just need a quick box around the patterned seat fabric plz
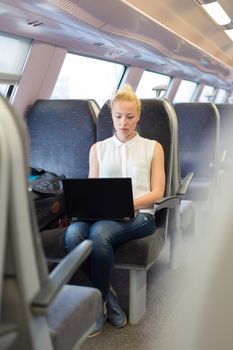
[26,99,98,231]
[26,99,98,178]
[174,102,220,200]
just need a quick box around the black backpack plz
[29,168,66,230]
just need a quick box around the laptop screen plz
[62,177,135,221]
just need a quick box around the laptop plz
[62,177,135,221]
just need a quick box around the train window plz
[136,71,171,98]
[198,84,215,102]
[214,88,227,103]
[0,32,31,98]
[51,53,125,107]
[0,84,7,96]
[227,92,233,103]
[173,80,197,103]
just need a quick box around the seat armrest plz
[31,240,93,315]
[0,323,18,336]
[177,172,193,196]
[154,196,180,211]
[154,172,193,211]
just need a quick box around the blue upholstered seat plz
[174,102,220,201]
[173,102,221,236]
[26,99,98,178]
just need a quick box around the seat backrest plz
[0,96,101,350]
[26,99,98,178]
[174,102,220,180]
[215,103,233,161]
[97,98,178,198]
[0,95,51,349]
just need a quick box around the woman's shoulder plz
[95,136,115,152]
[138,134,157,145]
[137,135,164,155]
[96,135,114,145]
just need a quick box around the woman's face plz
[112,100,140,142]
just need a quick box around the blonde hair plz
[111,84,141,115]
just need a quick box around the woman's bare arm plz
[88,143,99,178]
[133,142,165,210]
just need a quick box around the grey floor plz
[80,236,195,350]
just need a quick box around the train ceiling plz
[1,0,233,88]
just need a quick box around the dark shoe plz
[106,287,127,328]
[88,302,107,337]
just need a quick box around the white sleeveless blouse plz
[96,133,156,214]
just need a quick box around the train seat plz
[26,99,98,178]
[25,98,99,255]
[97,98,193,323]
[216,103,233,165]
[0,96,101,350]
[174,102,220,200]
[174,102,220,234]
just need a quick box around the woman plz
[65,84,165,336]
